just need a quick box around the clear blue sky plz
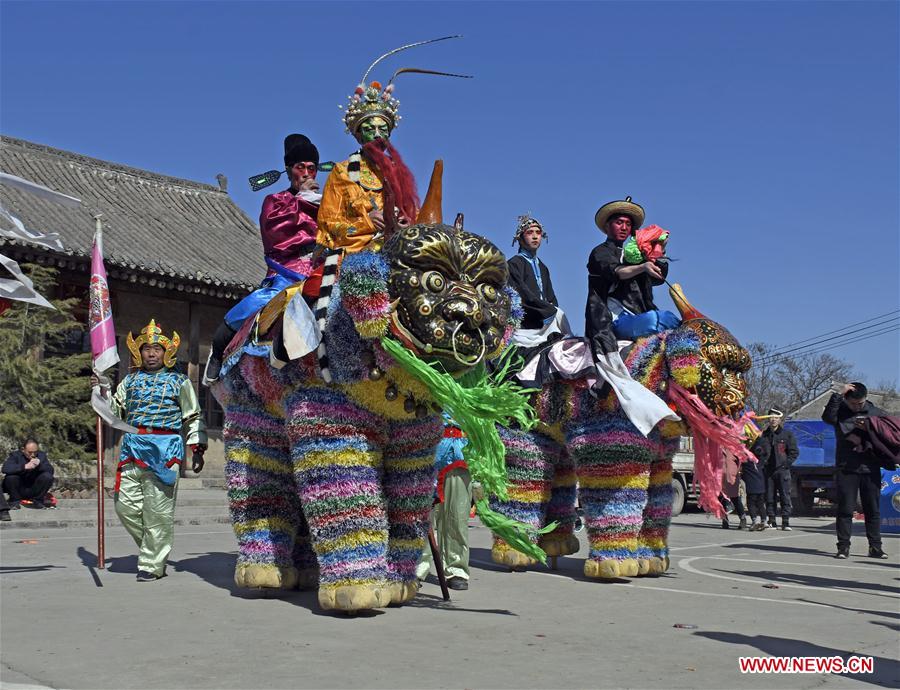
[2,1,898,386]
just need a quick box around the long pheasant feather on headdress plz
[360,35,462,84]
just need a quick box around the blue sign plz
[880,468,900,534]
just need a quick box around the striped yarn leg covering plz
[546,444,577,536]
[382,415,441,598]
[284,384,391,608]
[292,506,319,588]
[223,358,301,588]
[568,412,653,567]
[636,440,675,567]
[490,425,556,531]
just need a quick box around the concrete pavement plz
[1,511,898,689]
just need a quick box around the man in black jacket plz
[2,439,54,509]
[822,382,889,559]
[751,410,799,530]
[585,197,680,357]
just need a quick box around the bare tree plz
[745,341,856,414]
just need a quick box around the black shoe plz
[136,570,163,582]
[8,501,20,510]
[0,510,10,522]
[721,518,730,529]
[868,547,889,560]
[22,500,44,510]
[767,519,777,528]
[835,548,849,559]
[202,352,222,386]
[447,577,468,590]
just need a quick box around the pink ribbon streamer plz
[668,382,758,518]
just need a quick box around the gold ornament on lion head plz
[126,319,180,369]
[385,161,510,371]
[670,284,752,418]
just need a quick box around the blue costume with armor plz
[105,319,207,580]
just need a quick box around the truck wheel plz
[671,478,686,517]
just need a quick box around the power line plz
[754,316,899,365]
[762,308,899,355]
[755,324,900,367]
[756,324,899,367]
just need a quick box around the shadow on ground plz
[695,631,900,688]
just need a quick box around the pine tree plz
[0,264,94,469]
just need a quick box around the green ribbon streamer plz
[381,338,556,563]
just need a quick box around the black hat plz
[283,134,319,167]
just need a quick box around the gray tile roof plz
[0,135,265,289]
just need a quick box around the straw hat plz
[594,196,645,232]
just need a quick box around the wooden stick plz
[96,416,105,569]
[428,526,450,601]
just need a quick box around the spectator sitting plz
[2,438,55,509]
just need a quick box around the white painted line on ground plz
[677,556,900,598]
[669,532,808,551]
[699,555,892,571]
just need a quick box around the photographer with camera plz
[823,382,890,559]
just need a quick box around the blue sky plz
[2,1,898,386]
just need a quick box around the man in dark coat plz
[2,438,54,509]
[585,196,679,358]
[751,409,799,530]
[822,382,890,559]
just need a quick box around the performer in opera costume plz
[316,77,419,254]
[95,320,207,581]
[506,214,570,359]
[318,36,470,255]
[204,134,322,382]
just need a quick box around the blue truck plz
[785,419,838,512]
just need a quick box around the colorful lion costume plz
[490,285,758,579]
[213,164,540,612]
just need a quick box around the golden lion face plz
[385,223,510,370]
[683,319,752,417]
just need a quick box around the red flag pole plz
[96,415,106,569]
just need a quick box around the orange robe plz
[316,158,386,254]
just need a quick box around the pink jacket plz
[260,190,318,277]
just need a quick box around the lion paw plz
[385,581,420,607]
[235,564,299,590]
[645,556,670,577]
[491,540,538,569]
[583,558,640,580]
[538,532,580,557]
[318,583,391,612]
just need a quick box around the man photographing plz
[822,382,889,559]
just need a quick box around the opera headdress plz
[340,36,472,135]
[126,319,180,369]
